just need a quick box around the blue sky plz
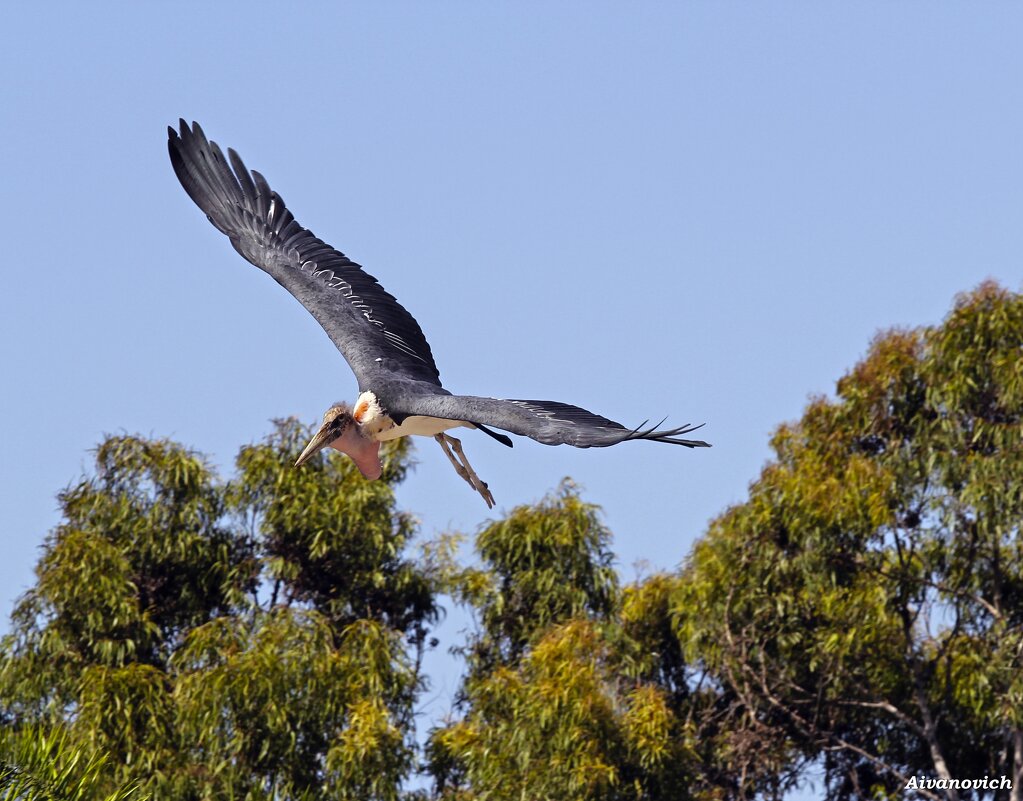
[2,2,1021,789]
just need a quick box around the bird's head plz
[295,403,383,480]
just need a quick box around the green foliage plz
[229,418,433,637]
[0,420,431,800]
[677,281,1023,797]
[3,436,253,724]
[454,480,619,675]
[0,725,143,801]
[430,485,699,800]
[5,282,1023,800]
[435,620,677,800]
[169,611,416,799]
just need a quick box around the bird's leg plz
[448,436,496,509]
[435,434,475,488]
[435,433,495,509]
[447,436,494,508]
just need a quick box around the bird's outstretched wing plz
[392,392,710,448]
[168,120,441,387]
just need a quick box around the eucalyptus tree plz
[430,484,719,801]
[0,420,434,801]
[677,282,1023,799]
[6,282,1021,801]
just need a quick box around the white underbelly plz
[374,416,472,441]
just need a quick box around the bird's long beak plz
[295,424,335,467]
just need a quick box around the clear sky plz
[2,2,1021,789]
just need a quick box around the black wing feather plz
[168,120,442,387]
[391,392,710,449]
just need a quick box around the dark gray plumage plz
[169,120,441,388]
[398,396,707,449]
[168,120,708,503]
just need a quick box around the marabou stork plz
[168,121,709,508]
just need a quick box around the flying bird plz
[168,120,709,507]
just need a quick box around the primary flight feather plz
[168,120,709,507]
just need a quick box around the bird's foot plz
[435,434,495,509]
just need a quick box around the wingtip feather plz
[627,420,711,448]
